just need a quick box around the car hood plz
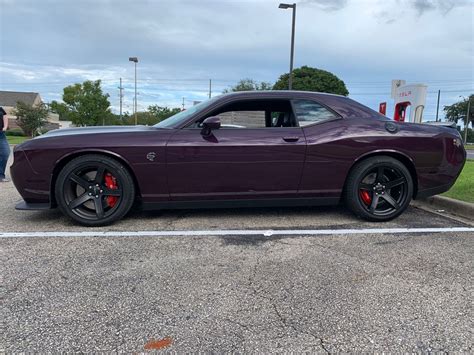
[35,125,157,139]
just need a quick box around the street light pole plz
[279,3,296,90]
[129,57,139,125]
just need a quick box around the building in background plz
[0,90,61,131]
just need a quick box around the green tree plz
[59,80,111,126]
[272,66,349,96]
[122,105,181,126]
[444,94,473,125]
[49,101,71,121]
[444,94,473,143]
[148,105,181,122]
[223,78,273,93]
[13,101,49,137]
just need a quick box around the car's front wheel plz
[55,154,135,226]
[345,156,413,221]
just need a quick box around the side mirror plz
[201,116,221,136]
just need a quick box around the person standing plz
[0,106,11,182]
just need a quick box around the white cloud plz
[0,0,472,118]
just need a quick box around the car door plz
[165,98,306,201]
[292,98,347,198]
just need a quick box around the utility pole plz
[464,96,471,143]
[182,97,185,111]
[118,77,123,121]
[209,79,212,99]
[129,57,138,125]
[435,89,440,122]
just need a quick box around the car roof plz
[220,90,346,99]
[215,90,386,120]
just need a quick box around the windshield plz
[154,97,219,128]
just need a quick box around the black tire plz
[55,154,135,226]
[345,156,413,222]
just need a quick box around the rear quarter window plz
[319,96,389,120]
[292,99,340,126]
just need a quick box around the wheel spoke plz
[69,173,90,189]
[369,195,379,212]
[94,198,105,218]
[376,167,384,182]
[381,193,400,210]
[385,177,405,189]
[359,183,372,190]
[68,193,92,209]
[103,188,122,197]
[94,166,106,184]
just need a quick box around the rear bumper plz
[415,137,466,199]
[415,183,454,199]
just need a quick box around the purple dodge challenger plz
[11,91,466,226]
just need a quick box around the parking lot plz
[1,157,473,352]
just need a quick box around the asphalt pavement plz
[1,153,473,352]
[466,149,474,160]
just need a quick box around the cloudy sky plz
[0,0,472,119]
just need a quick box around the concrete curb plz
[414,195,474,221]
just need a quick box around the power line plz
[118,77,123,120]
[2,78,472,86]
[349,88,473,95]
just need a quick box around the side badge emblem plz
[146,152,157,161]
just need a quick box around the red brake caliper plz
[359,189,372,205]
[104,173,119,208]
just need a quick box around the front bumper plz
[15,200,52,210]
[11,149,51,204]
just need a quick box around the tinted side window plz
[293,100,339,126]
[194,99,297,128]
[219,111,265,128]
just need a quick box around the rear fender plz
[348,149,418,198]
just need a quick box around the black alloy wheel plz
[55,155,135,226]
[345,156,413,221]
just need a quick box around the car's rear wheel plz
[345,156,413,221]
[55,154,135,226]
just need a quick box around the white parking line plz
[0,227,473,239]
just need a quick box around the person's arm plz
[2,116,8,131]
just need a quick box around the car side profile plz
[11,91,466,226]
